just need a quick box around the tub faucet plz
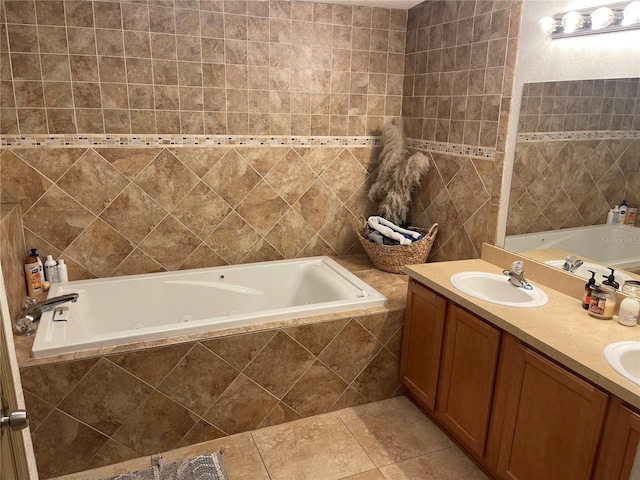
[562,255,584,273]
[21,293,79,324]
[503,261,533,290]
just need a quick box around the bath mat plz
[104,451,229,480]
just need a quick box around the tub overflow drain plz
[179,314,193,323]
[131,322,145,330]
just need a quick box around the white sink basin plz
[545,260,633,287]
[450,272,548,308]
[604,341,640,386]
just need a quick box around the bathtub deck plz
[14,255,409,368]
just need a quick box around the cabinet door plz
[594,399,640,480]
[436,304,501,458]
[400,280,447,411]
[497,345,608,480]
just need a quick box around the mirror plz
[504,77,640,281]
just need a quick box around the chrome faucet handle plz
[510,261,524,275]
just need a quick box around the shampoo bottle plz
[24,251,43,296]
[582,270,597,310]
[57,259,68,283]
[618,287,639,327]
[606,208,614,224]
[602,267,620,290]
[44,255,59,283]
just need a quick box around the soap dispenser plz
[582,270,597,310]
[602,267,620,290]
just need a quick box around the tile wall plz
[0,0,406,136]
[0,203,26,321]
[508,77,639,235]
[21,309,405,478]
[0,144,379,280]
[508,137,640,235]
[519,78,640,133]
[402,0,521,259]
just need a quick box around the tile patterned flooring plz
[52,396,487,480]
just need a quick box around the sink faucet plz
[21,293,79,324]
[562,255,584,273]
[503,261,533,290]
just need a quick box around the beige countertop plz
[405,257,640,410]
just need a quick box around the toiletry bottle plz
[618,200,627,224]
[31,248,43,277]
[44,255,59,283]
[625,205,637,225]
[612,205,620,224]
[602,267,620,290]
[582,270,597,310]
[57,259,69,283]
[606,208,614,224]
[24,251,43,296]
[618,287,639,327]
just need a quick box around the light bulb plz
[562,10,585,33]
[590,7,615,29]
[622,0,640,25]
[538,16,558,35]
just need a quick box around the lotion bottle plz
[612,205,620,224]
[24,251,43,296]
[57,259,69,283]
[618,200,627,224]
[618,287,639,327]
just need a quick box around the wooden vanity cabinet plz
[496,344,608,480]
[436,304,501,459]
[400,278,633,480]
[400,280,447,411]
[593,398,640,480]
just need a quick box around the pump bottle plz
[602,267,620,290]
[582,270,597,310]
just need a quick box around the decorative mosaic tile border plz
[406,138,496,159]
[518,130,640,142]
[0,134,383,148]
[1,135,497,160]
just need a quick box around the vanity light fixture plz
[540,1,640,38]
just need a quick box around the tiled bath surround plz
[519,78,640,133]
[1,0,525,268]
[508,136,640,235]
[0,0,406,136]
[20,302,406,478]
[0,145,380,280]
[508,79,640,235]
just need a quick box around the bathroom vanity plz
[401,256,640,480]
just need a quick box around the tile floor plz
[52,396,487,480]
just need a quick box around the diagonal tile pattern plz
[52,397,488,480]
[22,305,406,478]
[507,138,638,235]
[1,145,377,278]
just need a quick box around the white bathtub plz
[504,224,640,270]
[31,257,387,358]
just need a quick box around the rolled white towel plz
[368,216,421,245]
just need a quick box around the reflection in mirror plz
[504,78,640,280]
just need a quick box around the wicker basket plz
[356,217,438,274]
